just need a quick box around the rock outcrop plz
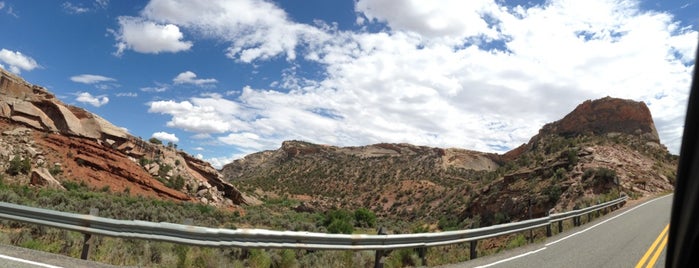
[0,67,247,207]
[539,96,659,142]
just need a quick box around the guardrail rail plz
[0,195,627,267]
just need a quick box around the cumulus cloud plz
[173,71,217,86]
[112,16,192,56]
[148,94,250,134]
[137,0,329,62]
[355,0,501,43]
[70,74,116,84]
[75,92,109,107]
[0,49,39,74]
[144,0,695,161]
[152,131,179,143]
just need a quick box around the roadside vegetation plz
[0,131,677,267]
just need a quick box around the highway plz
[0,244,123,268]
[451,194,672,268]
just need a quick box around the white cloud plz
[115,92,138,97]
[152,131,179,143]
[139,0,329,62]
[0,49,39,74]
[172,71,217,86]
[148,95,250,134]
[140,82,169,92]
[62,2,90,14]
[206,154,249,169]
[146,0,696,161]
[70,74,116,84]
[355,0,501,43]
[95,0,109,9]
[75,92,109,107]
[0,2,17,18]
[112,16,192,56]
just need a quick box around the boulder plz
[30,168,65,190]
[11,101,57,131]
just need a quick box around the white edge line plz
[0,253,63,268]
[474,194,672,268]
[545,194,671,247]
[474,246,548,268]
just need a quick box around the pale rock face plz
[30,168,65,190]
[0,67,249,207]
[10,101,57,131]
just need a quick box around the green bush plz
[327,219,353,234]
[49,164,62,176]
[323,209,354,234]
[354,208,376,228]
[148,137,162,145]
[7,155,30,176]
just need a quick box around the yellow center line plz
[635,224,669,268]
[645,232,668,268]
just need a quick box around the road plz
[0,244,124,268]
[448,194,672,268]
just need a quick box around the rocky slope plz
[0,67,250,207]
[223,141,501,220]
[222,97,676,228]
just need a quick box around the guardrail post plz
[558,220,563,233]
[528,199,533,243]
[80,208,98,260]
[470,240,478,260]
[374,227,387,268]
[546,223,552,237]
[418,247,427,266]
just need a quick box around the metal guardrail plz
[0,195,627,266]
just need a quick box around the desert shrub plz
[7,155,30,176]
[543,184,562,203]
[438,215,460,231]
[566,149,579,168]
[248,249,272,268]
[148,137,162,145]
[49,164,62,176]
[323,209,354,234]
[167,175,185,190]
[354,208,376,228]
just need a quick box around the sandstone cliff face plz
[221,96,676,227]
[0,68,248,207]
[463,97,675,225]
[540,97,659,142]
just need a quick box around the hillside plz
[0,67,251,207]
[222,97,676,228]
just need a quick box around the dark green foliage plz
[323,209,354,234]
[554,168,567,180]
[148,137,162,145]
[139,157,151,167]
[354,208,376,228]
[7,155,30,176]
[327,219,353,234]
[437,215,460,231]
[167,175,185,190]
[566,149,579,168]
[543,184,562,203]
[49,164,62,176]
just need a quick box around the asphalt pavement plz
[444,194,672,268]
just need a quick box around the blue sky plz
[0,0,696,168]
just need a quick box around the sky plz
[0,0,696,168]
